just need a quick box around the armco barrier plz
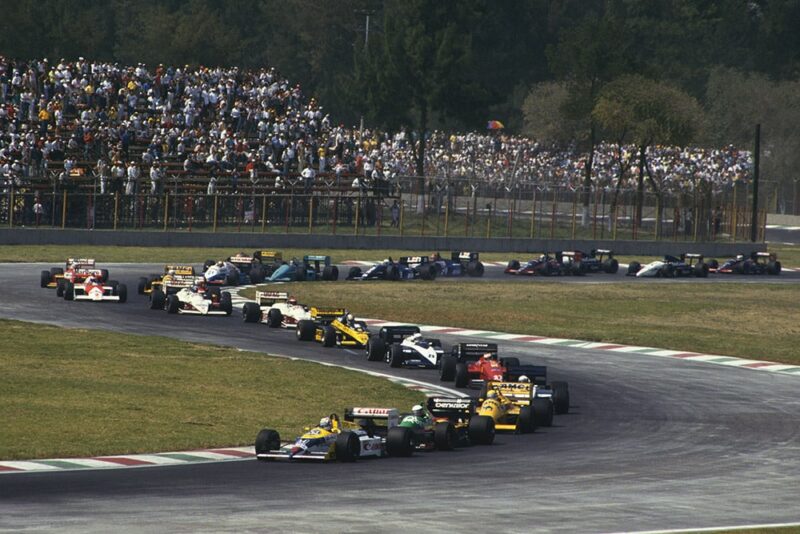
[0,228,765,257]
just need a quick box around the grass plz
[242,282,800,365]
[0,319,424,460]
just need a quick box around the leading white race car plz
[62,276,127,303]
[150,278,232,316]
[242,291,312,327]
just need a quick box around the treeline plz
[2,0,799,187]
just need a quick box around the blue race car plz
[346,257,422,281]
[429,252,485,277]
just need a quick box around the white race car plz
[365,325,444,369]
[150,281,232,316]
[242,291,312,327]
[62,276,127,303]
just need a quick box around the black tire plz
[532,397,554,428]
[500,357,520,369]
[604,258,619,274]
[242,302,261,323]
[166,294,180,314]
[386,426,414,457]
[627,261,641,275]
[440,355,457,381]
[419,264,436,281]
[366,336,386,361]
[56,279,65,297]
[107,280,119,291]
[735,262,746,274]
[99,269,109,282]
[694,261,709,278]
[708,259,719,270]
[203,259,214,272]
[249,265,265,284]
[254,428,281,460]
[266,308,282,327]
[551,381,570,414]
[116,283,128,303]
[225,271,238,286]
[150,289,165,310]
[507,259,520,271]
[466,261,484,277]
[388,344,404,368]
[322,265,339,281]
[220,292,232,315]
[50,267,63,277]
[335,431,360,462]
[322,325,337,347]
[517,405,536,434]
[294,265,306,282]
[348,266,362,279]
[454,362,469,388]
[434,421,457,451]
[468,415,496,445]
[40,270,51,288]
[63,281,74,301]
[767,261,781,275]
[137,276,149,294]
[296,320,316,341]
[385,263,399,281]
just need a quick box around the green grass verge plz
[242,282,800,365]
[0,319,424,460]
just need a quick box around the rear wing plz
[379,325,421,343]
[399,256,429,266]
[228,253,255,264]
[559,251,583,261]
[452,342,499,362]
[755,252,775,259]
[164,274,195,286]
[303,255,331,265]
[254,250,283,263]
[451,251,479,262]
[684,253,704,259]
[486,380,534,402]
[344,407,399,428]
[505,364,548,385]
[426,396,475,418]
[163,265,195,275]
[310,307,346,322]
[255,290,289,305]
[67,258,96,268]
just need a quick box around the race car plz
[266,255,339,282]
[201,260,241,286]
[137,265,196,295]
[242,291,312,327]
[474,379,558,433]
[346,257,422,281]
[61,276,127,303]
[225,252,271,284]
[558,249,619,274]
[707,251,781,275]
[391,403,463,452]
[150,278,232,316]
[627,253,709,278]
[41,258,109,295]
[426,396,495,446]
[364,325,444,369]
[429,251,485,277]
[255,408,416,462]
[505,254,567,276]
[296,309,375,351]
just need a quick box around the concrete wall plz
[0,228,766,257]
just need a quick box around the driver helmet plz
[193,277,206,291]
[482,352,494,361]
[216,261,224,267]
[345,313,354,323]
[288,296,297,305]
[409,333,422,342]
[486,390,498,400]
[319,417,332,430]
[518,375,530,383]
[167,269,176,276]
[412,404,424,417]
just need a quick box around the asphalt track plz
[1,264,799,533]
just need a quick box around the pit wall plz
[0,229,766,257]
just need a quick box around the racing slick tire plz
[150,289,166,310]
[767,260,782,275]
[468,415,496,445]
[266,308,282,327]
[242,302,261,323]
[551,381,570,414]
[63,281,74,301]
[532,397,554,428]
[166,294,180,314]
[627,261,641,275]
[708,259,719,270]
[137,276,149,294]
[50,267,64,277]
[225,271,238,286]
[439,355,457,381]
[603,258,620,274]
[517,406,536,434]
[366,336,386,362]
[466,261,484,277]
[296,320,316,341]
[386,426,414,457]
[694,261,709,277]
[500,357,520,369]
[388,344,404,368]
[56,280,65,297]
[40,270,51,288]
[434,421,457,451]
[249,265,265,284]
[347,267,362,280]
[220,292,233,315]
[255,428,281,460]
[419,264,437,281]
[116,283,128,303]
[99,269,109,282]
[735,262,746,274]
[384,264,400,281]
[454,362,469,388]
[322,265,339,281]
[507,259,520,271]
[322,326,337,347]
[335,431,360,462]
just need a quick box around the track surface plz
[1,264,799,533]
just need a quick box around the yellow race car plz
[137,265,196,295]
[296,309,375,352]
[475,380,556,433]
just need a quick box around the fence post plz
[308,196,313,234]
[212,194,218,233]
[261,195,267,233]
[571,193,577,239]
[550,189,556,239]
[530,189,536,238]
[444,202,449,237]
[354,198,360,236]
[163,191,169,231]
[113,192,119,230]
[8,188,13,227]
[400,199,405,236]
[61,190,67,229]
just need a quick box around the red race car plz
[41,258,110,297]
[439,343,541,387]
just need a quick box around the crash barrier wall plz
[0,228,764,257]
[0,174,772,243]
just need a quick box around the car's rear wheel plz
[386,427,414,457]
[385,264,399,280]
[627,261,641,275]
[322,265,339,281]
[507,259,520,271]
[335,431,360,462]
[266,308,282,327]
[467,261,484,277]
[220,292,232,315]
[322,326,337,347]
[694,261,709,277]
[40,270,51,288]
[468,415,495,445]
[454,362,469,388]
[255,428,281,460]
[242,302,260,322]
[348,267,362,279]
[296,320,315,341]
[116,283,127,303]
[708,259,719,270]
[137,276,149,294]
[63,281,74,301]
[767,260,782,275]
[434,421,457,451]
[249,265,265,284]
[603,258,619,274]
[440,355,456,381]
[56,280,65,297]
[166,294,180,314]
[388,344,404,368]
[518,406,536,433]
[551,381,570,414]
[366,336,385,361]
[150,289,165,310]
[532,397,554,427]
